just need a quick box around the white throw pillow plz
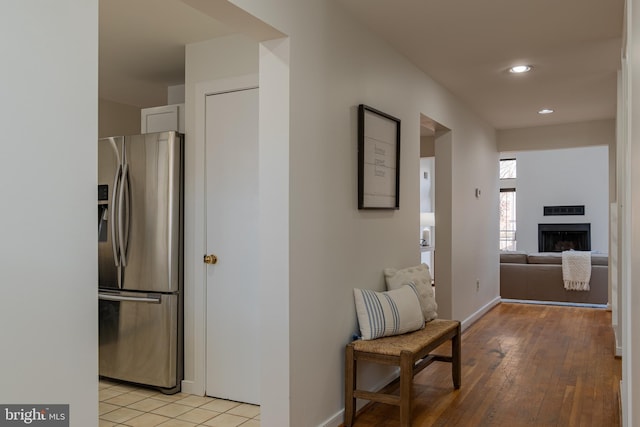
[353,283,425,340]
[384,264,438,322]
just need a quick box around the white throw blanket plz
[562,251,591,291]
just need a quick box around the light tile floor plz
[99,379,260,427]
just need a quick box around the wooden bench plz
[344,319,461,427]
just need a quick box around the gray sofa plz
[500,251,608,305]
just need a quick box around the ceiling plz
[100,0,624,130]
[99,0,235,108]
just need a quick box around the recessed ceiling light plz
[509,65,532,74]
[538,108,554,115]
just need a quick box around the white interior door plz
[205,88,260,404]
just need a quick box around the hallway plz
[353,303,621,426]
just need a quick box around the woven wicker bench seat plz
[344,319,461,427]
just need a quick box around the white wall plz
[182,34,259,395]
[0,2,98,426]
[227,2,499,426]
[258,37,291,427]
[497,119,615,152]
[99,98,141,137]
[449,124,500,325]
[420,135,436,157]
[615,58,626,392]
[420,157,435,213]
[515,146,609,253]
[168,84,186,104]
[498,119,616,209]
[420,157,435,271]
[434,131,454,322]
[624,1,640,425]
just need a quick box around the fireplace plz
[538,223,591,252]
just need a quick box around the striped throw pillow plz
[353,283,425,340]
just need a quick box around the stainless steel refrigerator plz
[98,131,183,393]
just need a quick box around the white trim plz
[257,39,291,426]
[500,298,608,309]
[319,411,344,427]
[180,380,198,395]
[621,380,625,422]
[189,74,259,397]
[461,296,501,331]
[620,4,631,422]
[616,328,623,358]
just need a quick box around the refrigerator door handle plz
[98,293,161,304]
[111,164,122,269]
[118,162,131,267]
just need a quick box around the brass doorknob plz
[203,254,218,265]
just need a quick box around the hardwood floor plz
[350,302,621,427]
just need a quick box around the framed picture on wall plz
[357,104,401,209]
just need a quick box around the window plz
[500,158,516,179]
[499,158,517,251]
[499,189,516,250]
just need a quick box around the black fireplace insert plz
[538,223,591,252]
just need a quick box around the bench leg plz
[452,324,461,389]
[344,345,356,427]
[399,350,413,427]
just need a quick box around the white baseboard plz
[318,370,399,427]
[319,409,344,427]
[614,328,622,357]
[620,380,624,425]
[501,298,608,309]
[180,380,204,396]
[461,296,501,331]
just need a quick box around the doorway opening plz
[419,114,448,283]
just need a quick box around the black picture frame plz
[357,104,401,209]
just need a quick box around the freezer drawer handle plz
[98,293,162,304]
